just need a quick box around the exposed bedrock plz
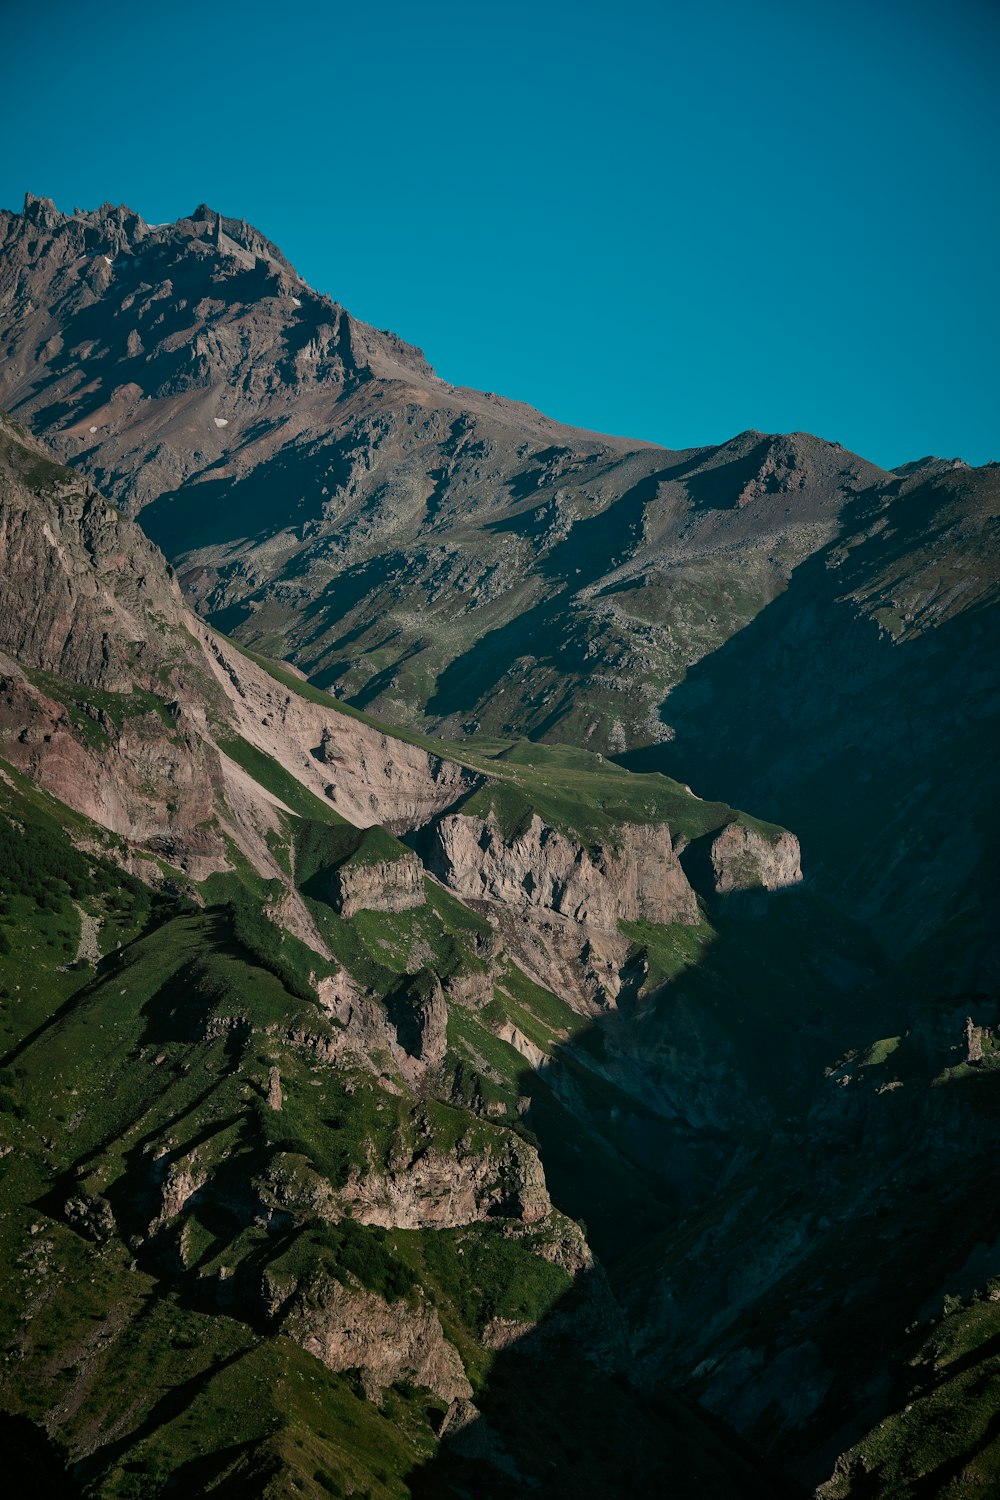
[428,811,699,932]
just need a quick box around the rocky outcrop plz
[964,1016,985,1064]
[308,970,448,1088]
[279,1274,471,1403]
[328,850,425,918]
[430,812,699,932]
[315,724,340,765]
[149,1154,206,1231]
[386,970,448,1065]
[341,1130,551,1231]
[0,663,228,880]
[64,1192,116,1244]
[0,418,194,692]
[198,628,476,834]
[266,1066,283,1110]
[709,822,802,894]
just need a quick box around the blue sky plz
[3,0,998,466]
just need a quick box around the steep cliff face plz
[277,1277,473,1404]
[327,851,426,918]
[0,416,193,690]
[0,664,227,878]
[340,1129,551,1231]
[709,822,803,894]
[0,416,480,901]
[197,629,477,832]
[430,811,699,931]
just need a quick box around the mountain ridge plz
[0,194,899,758]
[2,190,1000,1499]
[0,406,818,1497]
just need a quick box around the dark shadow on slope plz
[533,466,665,587]
[425,593,571,720]
[142,441,347,559]
[402,881,903,1497]
[426,446,805,728]
[162,1438,276,1499]
[77,1349,248,1482]
[681,438,775,508]
[0,981,97,1070]
[619,474,997,798]
[296,552,406,635]
[22,243,271,432]
[349,636,428,712]
[616,492,1000,952]
[0,905,192,1072]
[404,1266,801,1500]
[909,1391,1000,1498]
[0,1413,83,1497]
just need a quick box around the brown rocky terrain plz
[0,195,889,755]
[326,850,426,919]
[429,812,701,930]
[2,190,998,1500]
[276,1277,473,1405]
[1,409,802,1018]
[0,414,475,884]
[709,822,803,895]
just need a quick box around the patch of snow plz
[291,297,302,307]
[103,255,113,265]
[89,425,98,434]
[213,417,229,428]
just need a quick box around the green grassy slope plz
[232,640,786,852]
[0,742,787,1496]
[819,1293,1000,1499]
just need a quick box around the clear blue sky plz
[4,0,998,467]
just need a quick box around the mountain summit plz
[1,195,893,751]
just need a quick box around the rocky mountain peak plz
[892,454,970,477]
[21,190,60,227]
[178,202,299,273]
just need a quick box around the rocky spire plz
[21,191,60,229]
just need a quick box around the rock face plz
[0,415,477,909]
[199,628,476,833]
[709,822,803,894]
[64,1192,116,1244]
[0,446,188,690]
[279,1275,472,1403]
[0,660,228,879]
[386,970,449,1065]
[341,1128,551,1231]
[964,1016,985,1064]
[308,969,458,1089]
[266,1066,283,1111]
[328,851,426,918]
[430,812,699,932]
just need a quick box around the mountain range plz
[0,192,998,1499]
